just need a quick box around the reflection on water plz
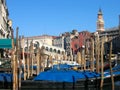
[21,83,120,90]
[115,81,120,90]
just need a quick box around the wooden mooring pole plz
[15,27,19,90]
[76,51,81,69]
[36,47,40,75]
[109,41,114,90]
[21,36,26,80]
[26,38,30,79]
[30,40,34,77]
[90,38,94,71]
[96,34,100,73]
[100,37,104,90]
[12,27,19,90]
[18,36,22,90]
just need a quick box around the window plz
[54,49,56,53]
[58,50,60,54]
[50,48,52,52]
[46,47,48,51]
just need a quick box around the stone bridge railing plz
[43,50,64,60]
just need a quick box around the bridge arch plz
[46,47,49,51]
[50,48,53,52]
[33,40,40,47]
[53,49,56,53]
[58,50,60,54]
[24,39,66,60]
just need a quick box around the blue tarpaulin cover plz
[34,69,86,82]
[0,73,13,82]
[53,64,72,69]
[34,64,101,82]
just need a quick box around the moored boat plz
[21,63,120,90]
[1,63,120,90]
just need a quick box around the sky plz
[6,0,120,37]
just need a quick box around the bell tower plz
[97,9,105,32]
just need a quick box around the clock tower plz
[97,9,105,32]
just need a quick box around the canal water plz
[20,83,120,90]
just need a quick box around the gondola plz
[20,63,120,90]
[0,61,120,90]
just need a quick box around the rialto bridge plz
[23,39,66,61]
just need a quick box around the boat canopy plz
[34,64,101,82]
[0,73,13,82]
[0,39,16,49]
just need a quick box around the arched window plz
[46,47,49,51]
[58,50,60,54]
[62,51,65,55]
[34,41,39,48]
[41,46,45,50]
[53,49,56,53]
[50,48,52,52]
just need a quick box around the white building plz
[24,35,65,57]
[0,0,12,38]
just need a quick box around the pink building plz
[71,31,91,54]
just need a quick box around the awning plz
[0,39,16,49]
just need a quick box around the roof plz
[98,8,102,15]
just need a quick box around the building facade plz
[96,9,120,54]
[100,27,119,40]
[0,0,12,39]
[52,35,64,49]
[63,30,79,56]
[25,35,53,46]
[99,27,120,54]
[0,0,12,58]
[71,31,91,54]
[24,35,65,59]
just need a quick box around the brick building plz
[71,31,91,54]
